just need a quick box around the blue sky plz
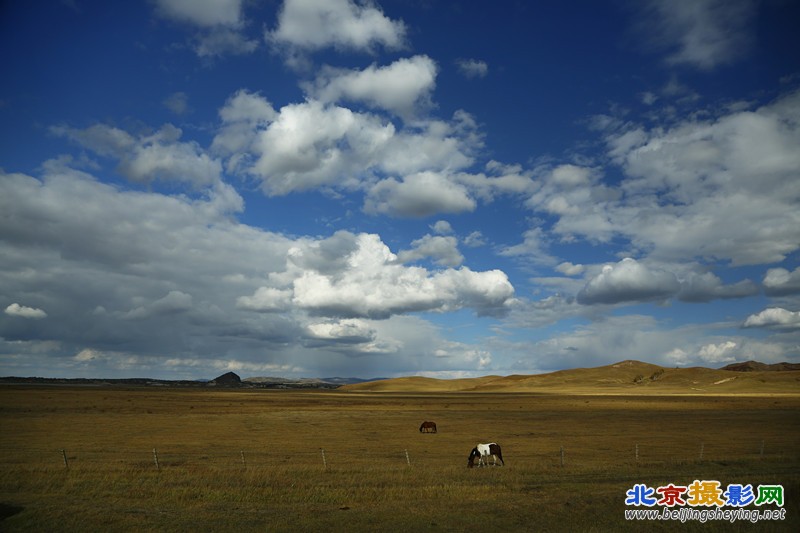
[1,0,799,380]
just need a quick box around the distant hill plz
[720,361,800,372]
[339,360,800,395]
[243,376,383,387]
[0,374,379,389]
[209,372,242,386]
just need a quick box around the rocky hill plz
[720,361,800,372]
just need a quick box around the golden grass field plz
[1,362,799,531]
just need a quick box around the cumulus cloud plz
[499,228,558,267]
[577,258,680,305]
[241,100,387,194]
[364,172,476,218]
[153,0,244,27]
[236,287,293,312]
[305,55,437,119]
[463,231,486,248]
[396,234,463,267]
[542,89,800,267]
[53,123,224,190]
[267,0,407,54]
[5,303,47,319]
[152,0,259,57]
[556,262,585,276]
[163,91,190,115]
[306,319,376,344]
[635,0,757,70]
[763,267,800,296]
[212,89,278,174]
[302,318,402,355]
[456,58,488,78]
[0,168,511,378]
[697,340,738,363]
[123,291,193,320]
[677,272,758,302]
[194,26,259,57]
[290,232,514,318]
[430,220,453,235]
[212,89,487,214]
[744,308,800,330]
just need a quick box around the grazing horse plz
[467,442,504,467]
[419,421,437,433]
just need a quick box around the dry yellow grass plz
[1,382,799,531]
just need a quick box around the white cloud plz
[213,92,485,213]
[456,58,488,78]
[534,90,800,266]
[556,262,585,276]
[525,164,619,243]
[305,55,437,119]
[123,291,193,320]
[636,0,757,70]
[213,90,279,173]
[194,26,259,57]
[397,235,463,267]
[236,287,293,312]
[163,91,190,115]
[152,0,258,57]
[499,228,557,267]
[248,100,395,195]
[697,340,738,363]
[306,319,376,344]
[677,272,758,302]
[1,168,516,378]
[577,258,680,305]
[303,318,402,355]
[53,123,224,190]
[463,231,486,248]
[763,267,800,296]
[153,0,244,28]
[290,232,514,319]
[5,303,47,319]
[744,308,800,330]
[268,0,407,54]
[364,172,476,218]
[430,220,453,235]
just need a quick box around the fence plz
[2,436,798,474]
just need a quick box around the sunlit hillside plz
[340,360,800,394]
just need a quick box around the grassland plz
[1,382,799,531]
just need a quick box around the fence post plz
[61,449,69,469]
[153,448,160,471]
[320,448,327,470]
[240,450,246,468]
[405,449,411,467]
[560,446,565,467]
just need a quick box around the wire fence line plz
[1,436,798,472]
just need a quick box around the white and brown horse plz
[467,442,504,467]
[419,421,437,433]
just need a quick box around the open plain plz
[1,367,799,531]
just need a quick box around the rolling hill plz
[339,360,800,394]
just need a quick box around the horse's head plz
[467,447,479,468]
